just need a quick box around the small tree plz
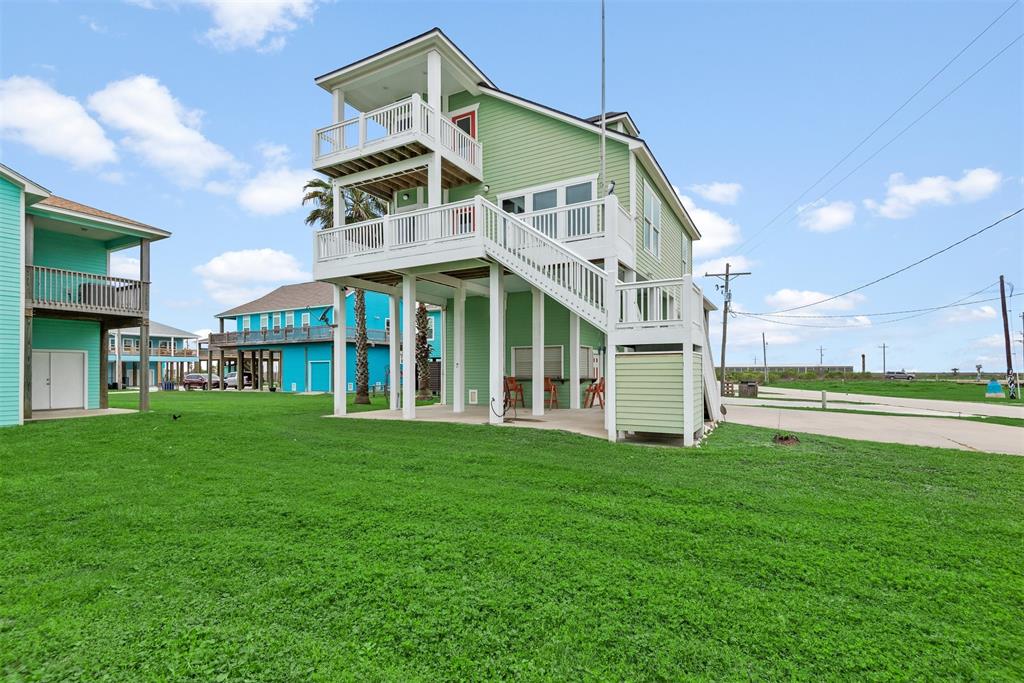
[416,303,432,399]
[354,289,370,404]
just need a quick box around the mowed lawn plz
[1,392,1022,680]
[770,378,1018,404]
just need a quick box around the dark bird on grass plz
[172,414,182,421]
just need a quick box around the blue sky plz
[1,0,1021,372]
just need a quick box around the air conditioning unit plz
[468,389,478,404]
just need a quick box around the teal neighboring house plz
[0,164,170,426]
[109,322,200,388]
[206,282,442,394]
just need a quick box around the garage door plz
[32,351,86,410]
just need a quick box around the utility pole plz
[999,275,1017,399]
[762,332,768,384]
[705,262,752,398]
[817,346,826,366]
[879,343,888,375]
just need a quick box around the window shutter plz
[513,347,532,377]
[544,345,563,378]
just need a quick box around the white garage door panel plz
[50,352,85,409]
[32,352,51,410]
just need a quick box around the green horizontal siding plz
[693,345,703,428]
[634,165,689,281]
[616,353,685,435]
[447,92,631,213]
[33,228,108,275]
[0,177,22,426]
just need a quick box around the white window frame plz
[510,344,565,379]
[497,173,598,214]
[259,314,269,330]
[642,179,662,259]
[242,317,251,332]
[425,315,435,342]
[272,312,282,330]
[285,311,295,328]
[301,312,311,328]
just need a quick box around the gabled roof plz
[216,282,335,318]
[115,321,199,339]
[584,111,640,136]
[34,195,169,237]
[0,163,50,203]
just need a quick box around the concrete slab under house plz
[0,163,170,427]
[308,28,723,445]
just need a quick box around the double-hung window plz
[272,312,281,330]
[301,312,311,328]
[285,311,295,328]
[242,317,251,332]
[260,314,269,330]
[643,180,661,258]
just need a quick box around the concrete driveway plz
[757,386,1024,419]
[725,404,1024,457]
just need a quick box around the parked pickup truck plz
[885,370,915,380]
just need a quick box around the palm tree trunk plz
[355,289,370,404]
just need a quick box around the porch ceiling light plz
[483,184,490,194]
[402,193,410,201]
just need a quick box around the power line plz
[739,291,1022,329]
[744,283,1000,318]
[752,208,1023,314]
[740,1,1019,251]
[741,29,1024,256]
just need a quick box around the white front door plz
[32,351,86,410]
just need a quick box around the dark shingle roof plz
[216,282,335,318]
[36,195,167,234]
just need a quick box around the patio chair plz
[504,376,525,409]
[544,378,559,409]
[584,377,605,409]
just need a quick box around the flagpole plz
[600,0,606,196]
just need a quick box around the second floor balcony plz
[209,325,389,348]
[312,95,482,184]
[27,265,148,319]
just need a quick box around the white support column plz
[333,284,347,416]
[427,152,442,209]
[531,287,544,415]
[332,181,344,227]
[440,306,448,406]
[426,49,443,212]
[402,275,416,420]
[453,283,466,413]
[332,88,345,123]
[488,262,504,425]
[426,49,442,119]
[604,256,619,441]
[389,293,400,410]
[569,312,581,409]
[682,280,696,446]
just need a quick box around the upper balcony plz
[27,265,148,320]
[208,325,389,347]
[312,95,482,185]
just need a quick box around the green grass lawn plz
[770,378,1021,404]
[2,392,1022,680]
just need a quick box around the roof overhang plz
[315,28,495,112]
[27,204,171,244]
[0,163,50,205]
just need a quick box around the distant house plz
[108,322,200,388]
[1,164,169,425]
[208,282,399,393]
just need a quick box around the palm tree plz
[304,178,386,404]
[416,303,432,399]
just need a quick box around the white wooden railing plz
[616,278,687,326]
[478,198,607,327]
[27,265,147,316]
[317,218,386,259]
[391,200,477,247]
[519,199,605,241]
[313,95,482,173]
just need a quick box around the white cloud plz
[199,0,317,52]
[88,75,241,186]
[100,171,126,185]
[946,305,998,323]
[864,168,1002,219]
[193,327,213,340]
[0,76,117,168]
[797,199,855,233]
[977,333,1005,349]
[109,252,140,278]
[676,189,742,258]
[80,15,108,33]
[695,255,753,277]
[764,289,865,312]
[234,143,308,215]
[686,181,742,205]
[193,248,310,305]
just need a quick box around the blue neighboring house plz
[108,321,200,388]
[209,282,444,393]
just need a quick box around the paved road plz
[758,386,1024,419]
[725,404,1024,456]
[724,396,969,418]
